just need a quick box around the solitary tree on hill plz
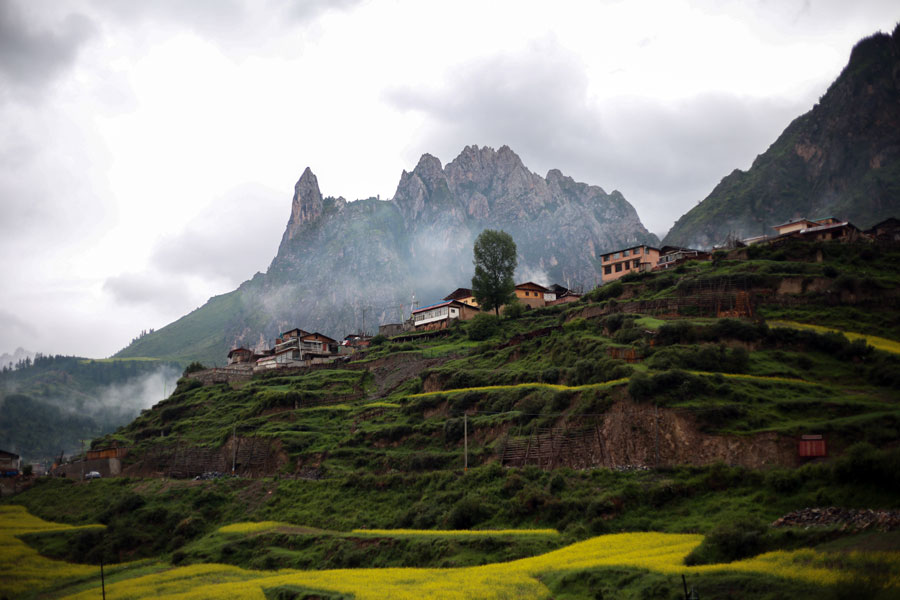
[471,229,517,316]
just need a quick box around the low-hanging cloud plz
[89,365,181,421]
[386,41,815,236]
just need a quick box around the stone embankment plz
[772,507,900,531]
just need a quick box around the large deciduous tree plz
[471,229,517,316]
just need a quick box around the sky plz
[0,0,897,359]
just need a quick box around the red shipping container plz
[798,434,826,457]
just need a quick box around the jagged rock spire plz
[285,167,324,241]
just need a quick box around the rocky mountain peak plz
[285,167,324,241]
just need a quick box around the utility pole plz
[100,555,107,600]
[654,404,660,468]
[464,413,468,472]
[80,439,85,481]
[231,423,237,475]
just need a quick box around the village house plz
[254,328,338,370]
[443,288,480,307]
[412,300,480,331]
[655,246,711,270]
[513,282,554,309]
[0,450,20,476]
[866,217,900,242]
[772,217,860,242]
[226,347,256,366]
[600,245,660,283]
[546,284,582,306]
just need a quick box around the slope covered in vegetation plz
[3,238,900,599]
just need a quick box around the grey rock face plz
[117,145,658,364]
[283,167,324,243]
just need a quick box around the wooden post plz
[100,555,107,600]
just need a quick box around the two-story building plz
[514,282,554,309]
[226,347,257,365]
[599,245,660,283]
[655,246,710,270]
[443,288,480,307]
[412,300,480,331]
[255,328,338,369]
[0,450,21,476]
[773,217,860,243]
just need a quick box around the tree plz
[471,229,517,316]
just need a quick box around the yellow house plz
[600,245,660,283]
[514,282,552,309]
[443,288,479,307]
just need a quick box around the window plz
[633,259,640,268]
[615,263,622,272]
[604,265,611,275]
[634,247,641,255]
[613,252,620,259]
[603,255,609,262]
[623,249,629,257]
[624,262,630,270]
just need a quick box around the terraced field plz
[3,506,899,599]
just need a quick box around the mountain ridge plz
[664,24,900,248]
[115,145,658,365]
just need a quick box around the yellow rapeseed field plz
[350,528,559,537]
[4,506,898,599]
[408,379,629,399]
[0,505,103,598]
[768,320,900,355]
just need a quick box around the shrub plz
[684,517,767,565]
[446,495,488,529]
[503,300,525,319]
[369,334,388,346]
[183,362,206,376]
[595,281,624,301]
[467,314,500,341]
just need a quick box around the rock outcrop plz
[116,145,657,364]
[665,25,900,248]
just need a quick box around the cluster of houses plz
[598,215,900,284]
[399,281,583,333]
[223,214,898,371]
[227,328,344,370]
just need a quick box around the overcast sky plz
[0,0,897,359]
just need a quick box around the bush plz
[684,517,767,565]
[446,495,488,529]
[183,362,206,376]
[503,300,525,319]
[467,314,499,341]
[369,334,388,346]
[595,281,624,301]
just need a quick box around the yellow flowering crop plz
[689,371,821,385]
[218,521,284,534]
[768,320,900,355]
[3,506,897,600]
[350,528,559,537]
[0,505,102,598]
[408,379,628,399]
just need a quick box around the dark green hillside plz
[0,355,180,461]
[665,25,900,248]
[113,285,264,366]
